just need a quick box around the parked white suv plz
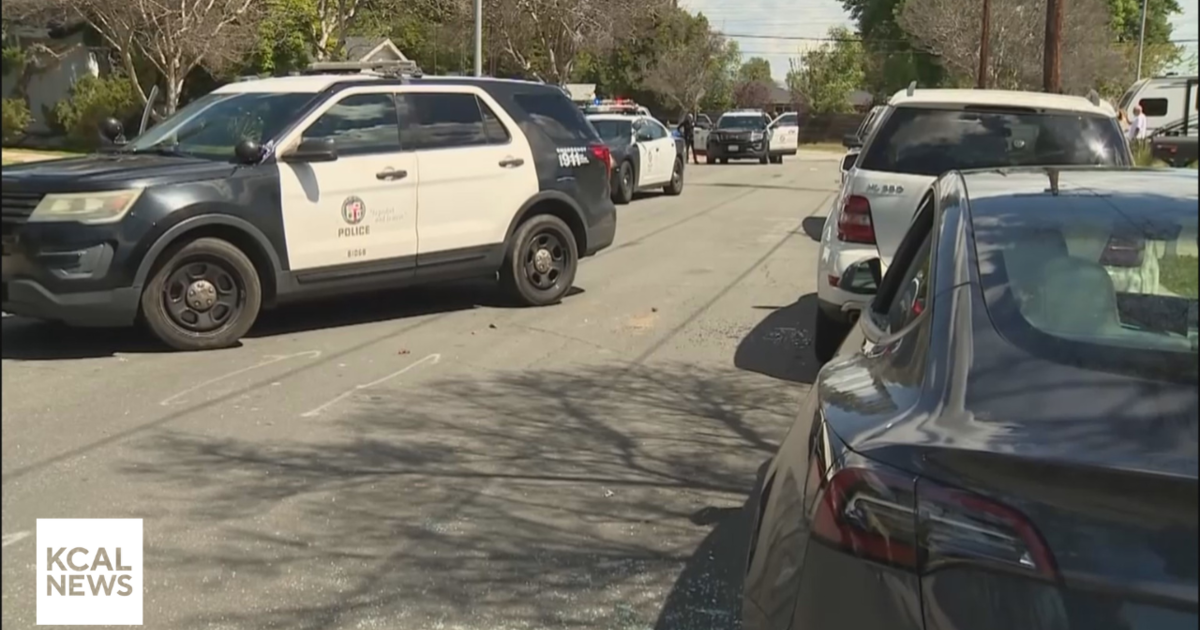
[813,87,1131,361]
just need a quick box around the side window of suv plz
[401,92,502,150]
[511,91,592,144]
[303,93,401,156]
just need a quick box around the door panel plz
[644,120,672,184]
[277,91,418,271]
[399,88,538,257]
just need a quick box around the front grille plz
[1,190,44,236]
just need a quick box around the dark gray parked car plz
[743,167,1198,630]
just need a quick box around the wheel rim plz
[523,228,571,292]
[162,258,244,333]
[672,161,682,187]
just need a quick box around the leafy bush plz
[53,75,140,149]
[1,97,32,143]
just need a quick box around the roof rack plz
[303,60,423,79]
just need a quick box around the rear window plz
[590,119,632,143]
[512,91,594,144]
[860,107,1127,176]
[972,173,1197,380]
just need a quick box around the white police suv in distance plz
[1,61,617,351]
[706,110,774,164]
[813,87,1132,362]
[767,111,800,163]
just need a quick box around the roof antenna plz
[906,81,917,97]
[1086,89,1101,106]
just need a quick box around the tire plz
[613,160,634,205]
[140,237,262,351]
[706,154,716,165]
[500,214,579,307]
[720,158,728,164]
[813,305,853,364]
[663,157,684,195]
[759,153,769,165]
[771,155,784,164]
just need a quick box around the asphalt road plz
[2,153,842,630]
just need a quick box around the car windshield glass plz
[860,107,1127,176]
[717,116,766,130]
[971,170,1198,380]
[127,91,315,159]
[590,119,632,142]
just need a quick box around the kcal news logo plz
[36,519,143,626]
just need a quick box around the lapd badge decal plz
[342,196,366,224]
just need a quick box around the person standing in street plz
[1128,104,1149,146]
[678,113,699,164]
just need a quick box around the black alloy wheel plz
[141,237,262,351]
[501,214,579,306]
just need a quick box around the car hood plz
[1,153,238,190]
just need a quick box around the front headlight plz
[29,189,144,224]
[751,131,764,141]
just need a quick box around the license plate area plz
[728,144,739,152]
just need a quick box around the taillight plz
[917,479,1057,579]
[589,143,613,175]
[811,465,921,569]
[811,460,1057,579]
[837,195,875,244]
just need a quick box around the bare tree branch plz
[898,0,1120,93]
[642,29,727,114]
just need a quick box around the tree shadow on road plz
[119,358,805,629]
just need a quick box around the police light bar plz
[305,60,423,77]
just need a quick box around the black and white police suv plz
[585,113,685,204]
[0,61,617,351]
[705,110,774,164]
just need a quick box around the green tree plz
[1106,0,1183,80]
[786,26,866,114]
[738,57,772,82]
[840,0,947,96]
[700,39,740,112]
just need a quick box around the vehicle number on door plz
[347,248,367,259]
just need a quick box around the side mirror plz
[841,152,858,173]
[234,139,264,164]
[98,117,126,145]
[839,257,882,295]
[282,137,337,163]
[842,133,862,149]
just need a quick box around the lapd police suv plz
[1,61,617,351]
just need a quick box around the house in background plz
[1,23,103,134]
[341,37,409,64]
[767,84,795,115]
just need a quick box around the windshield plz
[972,170,1197,379]
[717,116,766,130]
[860,107,1128,176]
[590,119,632,143]
[127,91,316,159]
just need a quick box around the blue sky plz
[681,0,1199,81]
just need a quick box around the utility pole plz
[1135,0,1149,80]
[1043,0,1064,93]
[977,0,992,88]
[473,0,483,77]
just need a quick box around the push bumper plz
[707,139,767,160]
[2,279,140,327]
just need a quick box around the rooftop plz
[889,89,1115,117]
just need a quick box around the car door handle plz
[498,157,525,168]
[375,168,407,181]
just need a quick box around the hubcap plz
[185,279,218,311]
[533,248,553,273]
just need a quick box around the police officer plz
[677,113,699,164]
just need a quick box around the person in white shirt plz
[1127,104,1148,143]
